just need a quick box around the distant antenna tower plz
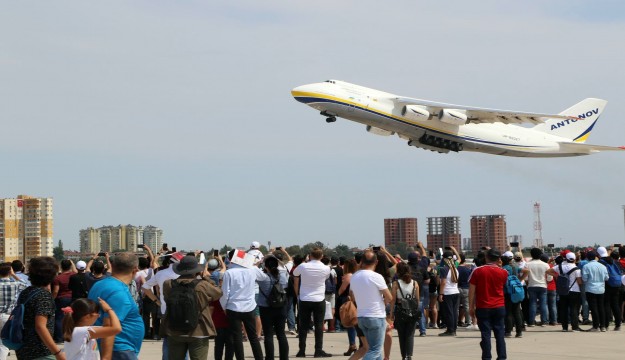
[534,202,544,248]
[622,205,625,240]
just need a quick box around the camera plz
[137,244,145,249]
[510,242,519,248]
[172,246,177,252]
[276,246,282,251]
[372,246,381,252]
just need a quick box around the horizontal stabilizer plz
[558,142,625,154]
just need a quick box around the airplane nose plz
[291,84,315,103]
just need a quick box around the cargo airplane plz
[291,80,625,157]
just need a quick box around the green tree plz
[285,245,301,257]
[53,239,64,261]
[333,244,354,259]
[220,245,233,254]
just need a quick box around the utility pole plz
[534,202,544,249]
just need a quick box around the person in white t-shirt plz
[350,250,392,360]
[522,248,551,326]
[62,298,122,360]
[546,252,582,332]
[293,248,332,358]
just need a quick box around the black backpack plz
[555,264,579,296]
[394,280,421,321]
[166,279,201,332]
[325,272,336,295]
[261,276,287,308]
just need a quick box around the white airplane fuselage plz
[292,80,601,157]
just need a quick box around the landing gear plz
[418,133,463,152]
[321,111,337,123]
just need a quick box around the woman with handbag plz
[390,262,420,360]
[337,259,358,356]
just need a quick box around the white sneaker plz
[472,324,480,331]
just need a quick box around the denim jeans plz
[580,284,589,321]
[442,293,459,333]
[547,290,557,324]
[476,307,506,360]
[393,316,417,358]
[357,317,386,360]
[259,306,289,360]
[418,288,428,335]
[286,296,296,330]
[586,292,606,329]
[111,350,139,360]
[558,292,581,330]
[347,326,357,345]
[527,287,548,325]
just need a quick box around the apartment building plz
[0,195,53,262]
[470,215,507,253]
[426,216,461,251]
[384,218,418,248]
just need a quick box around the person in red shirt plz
[52,259,77,342]
[469,249,508,360]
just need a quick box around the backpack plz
[165,279,201,332]
[600,260,623,288]
[555,264,579,296]
[394,280,421,321]
[505,273,525,303]
[260,276,287,308]
[325,271,336,295]
[70,273,88,300]
[1,288,41,350]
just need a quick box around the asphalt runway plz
[136,324,623,359]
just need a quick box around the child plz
[62,297,122,360]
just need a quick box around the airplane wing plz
[558,142,625,154]
[395,97,577,125]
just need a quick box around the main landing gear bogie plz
[419,133,463,152]
[325,117,336,123]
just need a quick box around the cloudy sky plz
[2,1,624,251]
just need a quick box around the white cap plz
[76,260,87,270]
[503,251,514,258]
[251,241,260,249]
[566,252,576,261]
[597,246,609,258]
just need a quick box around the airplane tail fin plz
[533,98,607,143]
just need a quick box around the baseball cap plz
[76,261,87,270]
[566,252,576,261]
[597,246,609,258]
[251,241,260,249]
[560,249,571,257]
[503,251,514,258]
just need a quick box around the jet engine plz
[402,105,431,121]
[438,109,467,125]
[366,125,394,136]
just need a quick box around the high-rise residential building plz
[143,225,163,251]
[79,225,161,254]
[427,216,461,251]
[470,215,507,253]
[384,218,418,248]
[0,195,53,262]
[80,227,101,254]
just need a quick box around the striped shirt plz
[0,277,29,314]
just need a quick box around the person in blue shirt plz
[89,252,144,359]
[581,250,609,332]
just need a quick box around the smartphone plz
[614,243,622,248]
[276,246,282,251]
[510,242,519,248]
[137,244,145,249]
[547,244,554,248]
[162,243,168,250]
[97,252,106,257]
[428,250,434,257]
[213,249,219,257]
[444,246,452,250]
[172,246,177,252]
[372,246,381,252]
[481,246,488,251]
